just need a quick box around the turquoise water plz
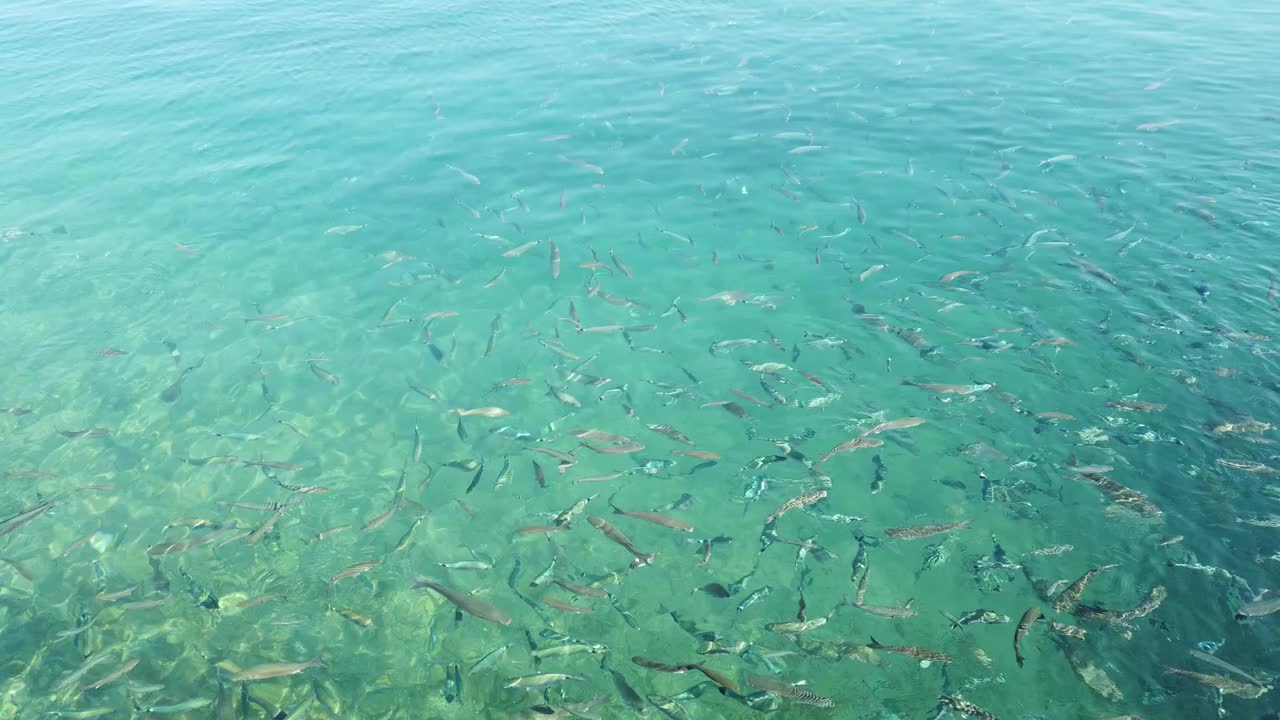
[4,0,1280,717]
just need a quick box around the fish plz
[609,494,693,532]
[1163,668,1268,698]
[819,438,884,462]
[445,164,480,185]
[746,676,835,707]
[1106,400,1165,412]
[574,472,623,484]
[860,264,886,281]
[862,417,925,435]
[1136,119,1180,132]
[1235,590,1280,618]
[854,600,917,619]
[587,516,658,567]
[1014,607,1041,667]
[505,673,584,690]
[230,656,322,682]
[530,641,605,658]
[438,560,493,571]
[469,644,510,674]
[450,407,510,418]
[444,662,463,703]
[145,523,241,556]
[902,379,993,395]
[764,490,827,525]
[648,423,694,445]
[696,583,732,598]
[767,613,832,635]
[329,560,379,587]
[884,520,971,540]
[503,239,541,257]
[549,240,561,279]
[1217,459,1280,475]
[58,428,111,439]
[541,596,592,613]
[493,456,512,491]
[938,695,999,720]
[580,440,644,454]
[568,429,633,445]
[632,657,694,673]
[413,577,513,625]
[1189,650,1265,685]
[1067,255,1121,288]
[558,155,605,174]
[330,605,374,628]
[611,669,647,714]
[939,270,978,283]
[552,579,608,598]
[143,699,215,714]
[1042,619,1086,639]
[308,361,340,385]
[1053,564,1121,613]
[688,663,738,692]
[609,249,633,278]
[867,637,951,663]
[737,586,771,615]
[241,459,303,472]
[1038,154,1076,167]
[159,362,198,402]
[671,449,719,460]
[81,657,139,690]
[361,503,400,531]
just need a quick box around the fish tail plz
[868,636,882,649]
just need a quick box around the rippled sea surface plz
[4,0,1280,718]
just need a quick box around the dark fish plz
[696,583,732,598]
[867,636,951,663]
[1014,606,1041,668]
[444,662,462,703]
[456,416,468,441]
[610,669,646,713]
[632,657,693,674]
[160,363,199,402]
[465,461,485,494]
[532,460,546,489]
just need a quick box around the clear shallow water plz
[3,0,1280,718]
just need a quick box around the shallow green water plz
[3,0,1280,718]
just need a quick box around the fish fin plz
[868,636,882,648]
